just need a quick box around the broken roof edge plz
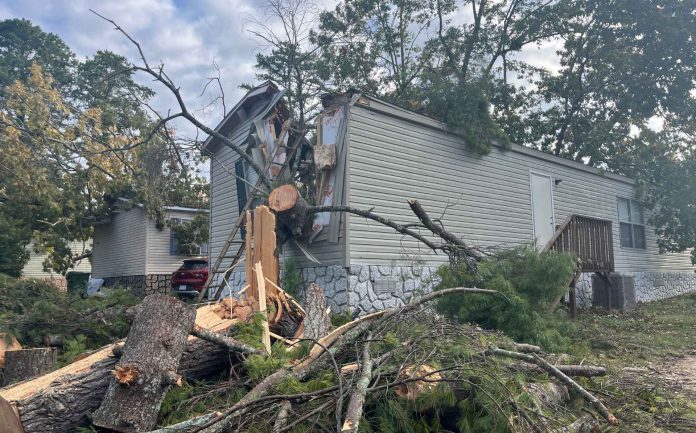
[344,93,635,186]
[201,80,283,152]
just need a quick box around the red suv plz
[171,258,209,297]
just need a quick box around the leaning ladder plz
[199,122,302,300]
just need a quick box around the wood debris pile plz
[0,209,618,433]
[0,283,618,433]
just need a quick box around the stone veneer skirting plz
[102,274,172,298]
[212,266,696,312]
[575,271,696,306]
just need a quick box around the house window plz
[169,218,181,255]
[170,218,208,256]
[618,198,646,249]
[235,160,248,216]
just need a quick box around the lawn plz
[572,293,696,432]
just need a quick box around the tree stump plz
[91,294,196,433]
[268,184,312,237]
[2,348,57,386]
[303,283,331,340]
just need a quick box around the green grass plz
[571,293,696,432]
[575,292,696,364]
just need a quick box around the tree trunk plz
[268,184,311,237]
[1,337,232,433]
[2,348,57,386]
[1,300,238,433]
[303,283,331,340]
[91,294,196,433]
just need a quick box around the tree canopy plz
[248,0,696,263]
[0,19,207,275]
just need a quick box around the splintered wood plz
[246,206,279,304]
[242,205,305,346]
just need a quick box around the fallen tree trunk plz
[2,348,57,386]
[92,294,196,433]
[1,310,239,433]
[268,184,312,237]
[152,287,500,433]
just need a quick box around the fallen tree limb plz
[489,346,617,425]
[407,199,484,261]
[191,325,265,356]
[307,204,442,251]
[489,346,607,377]
[341,336,373,433]
[272,401,292,433]
[514,363,607,377]
[154,287,501,433]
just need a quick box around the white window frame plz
[617,197,646,249]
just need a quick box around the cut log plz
[303,283,331,340]
[268,184,312,237]
[91,294,196,433]
[0,305,239,433]
[2,348,57,386]
[0,396,24,433]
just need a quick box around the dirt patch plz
[652,353,696,395]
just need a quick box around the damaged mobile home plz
[203,81,696,313]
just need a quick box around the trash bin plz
[66,271,91,296]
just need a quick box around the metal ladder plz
[200,121,303,300]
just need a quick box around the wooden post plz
[91,295,196,433]
[2,348,57,386]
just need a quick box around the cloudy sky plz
[1,0,561,139]
[1,0,292,133]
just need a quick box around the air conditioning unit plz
[591,273,636,311]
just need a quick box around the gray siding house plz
[92,202,208,297]
[22,240,92,290]
[204,84,696,311]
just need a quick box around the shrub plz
[280,258,303,298]
[434,245,577,351]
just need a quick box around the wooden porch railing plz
[543,215,614,273]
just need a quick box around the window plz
[618,198,646,249]
[170,218,208,256]
[235,160,248,217]
[169,218,181,255]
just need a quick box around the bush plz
[0,274,138,351]
[434,245,578,351]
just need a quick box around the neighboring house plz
[204,83,696,312]
[22,240,92,290]
[91,201,208,297]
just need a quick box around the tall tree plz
[314,0,566,152]
[245,0,327,127]
[524,0,696,164]
[0,19,76,91]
